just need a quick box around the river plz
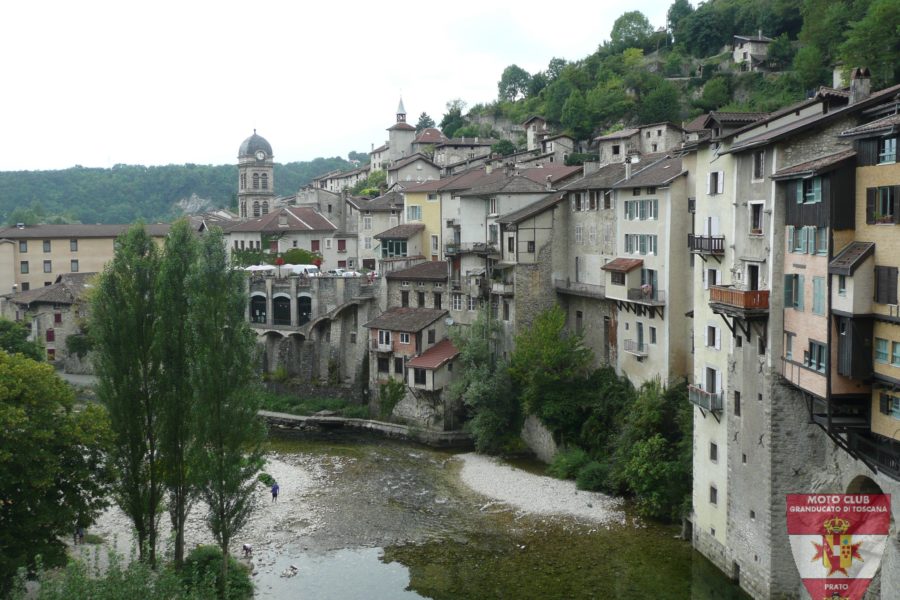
[247,431,749,600]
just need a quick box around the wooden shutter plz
[716,171,725,194]
[866,188,876,224]
[784,274,794,307]
[786,181,796,204]
[707,173,713,195]
[715,326,721,350]
[799,226,808,253]
[807,227,816,254]
[857,139,878,166]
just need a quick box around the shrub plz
[576,460,613,492]
[257,472,275,486]
[341,404,370,419]
[182,545,253,600]
[547,447,590,480]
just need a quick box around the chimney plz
[505,163,514,176]
[485,164,493,174]
[849,67,871,104]
[371,142,374,152]
[758,29,762,39]
[625,157,632,180]
[583,161,601,176]
[545,175,552,191]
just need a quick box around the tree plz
[508,306,592,441]
[281,248,321,265]
[491,139,516,156]
[0,352,113,594]
[766,32,795,70]
[609,11,654,52]
[546,57,567,81]
[497,64,532,101]
[637,80,682,124]
[667,0,694,42]
[678,7,725,57]
[561,90,592,140]
[415,112,436,132]
[0,318,43,361]
[153,220,199,566]
[439,99,467,138]
[840,0,900,87]
[793,44,828,90]
[92,224,164,567]
[696,76,731,111]
[448,307,518,454]
[188,229,265,597]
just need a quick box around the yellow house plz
[402,180,446,262]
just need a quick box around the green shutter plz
[796,181,803,204]
[797,275,805,310]
[784,275,794,308]
[786,225,794,253]
[799,226,808,253]
[866,188,876,224]
[807,226,816,254]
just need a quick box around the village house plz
[732,33,773,72]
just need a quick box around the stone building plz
[238,131,275,219]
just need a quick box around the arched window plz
[253,173,260,189]
[240,203,247,218]
[261,201,269,215]
[253,201,260,217]
[261,173,268,190]
[240,173,246,189]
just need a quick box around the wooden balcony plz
[688,234,725,256]
[491,282,514,295]
[688,385,723,412]
[709,285,769,319]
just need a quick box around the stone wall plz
[520,415,558,463]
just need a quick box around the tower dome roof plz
[238,130,273,158]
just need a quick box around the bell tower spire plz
[396,97,406,123]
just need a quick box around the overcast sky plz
[1,0,672,172]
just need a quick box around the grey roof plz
[10,272,97,306]
[363,307,447,332]
[385,261,449,281]
[561,162,628,191]
[613,156,685,188]
[356,191,404,212]
[497,192,566,225]
[459,174,547,197]
[238,130,273,158]
[374,223,425,240]
[0,223,170,239]
[388,153,437,171]
[829,242,875,276]
[770,149,856,180]
[594,128,639,141]
[397,98,406,115]
[840,113,900,138]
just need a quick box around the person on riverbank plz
[271,482,279,502]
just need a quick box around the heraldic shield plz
[786,494,891,600]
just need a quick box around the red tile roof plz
[228,207,337,233]
[363,307,447,332]
[386,261,449,281]
[407,338,459,369]
[602,257,643,273]
[413,128,449,145]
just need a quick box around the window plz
[734,391,742,416]
[507,236,514,252]
[892,342,900,366]
[838,275,846,296]
[625,199,658,220]
[434,293,442,310]
[432,235,439,253]
[46,329,55,342]
[407,205,422,221]
[43,260,52,273]
[604,191,613,210]
[70,239,78,251]
[624,234,657,255]
[875,266,898,304]
[261,173,268,190]
[401,280,410,287]
[54,312,62,324]
[364,237,372,250]
[527,241,535,253]
[43,240,51,252]
[574,225,583,244]
[706,325,721,349]
[588,226,597,245]
[797,177,822,204]
[812,277,825,315]
[879,137,897,164]
[427,329,435,344]
[338,239,346,253]
[880,393,900,418]
[325,239,332,250]
[363,216,372,230]
[784,274,804,310]
[632,188,641,197]
[468,296,478,311]
[611,271,625,286]
[21,282,29,291]
[311,240,320,252]
[19,241,27,253]
[452,293,463,311]
[427,193,438,201]
[646,186,656,195]
[876,187,895,221]
[252,173,259,189]
[489,197,498,215]
[750,203,764,234]
[785,332,794,360]
[817,227,827,255]
[399,333,410,344]
[378,330,392,346]
[805,340,827,372]
[753,150,765,179]
[503,301,510,321]
[875,338,889,363]
[612,144,620,155]
[708,171,724,195]
[417,291,425,307]
[649,326,657,344]
[47,349,55,361]
[710,442,718,462]
[394,357,404,375]
[710,486,718,505]
[414,368,427,385]
[20,261,28,274]
[572,193,583,211]
[70,259,79,272]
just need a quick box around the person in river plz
[271,482,280,502]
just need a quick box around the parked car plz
[340,270,361,277]
[289,264,321,277]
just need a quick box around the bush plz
[547,447,590,480]
[182,546,253,600]
[257,472,275,486]
[576,460,613,492]
[341,404,370,419]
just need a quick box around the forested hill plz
[0,157,356,225]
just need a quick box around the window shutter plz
[786,181,796,204]
[715,370,722,395]
[784,275,794,307]
[703,268,708,289]
[858,139,877,166]
[799,226,808,253]
[716,171,725,194]
[796,181,803,204]
[880,394,890,415]
[889,267,899,304]
[786,225,794,253]
[797,275,805,310]
[707,173,713,195]
[715,327,721,350]
[711,216,720,235]
[866,188,876,224]
[894,186,900,222]
[807,226,816,254]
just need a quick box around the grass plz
[258,390,369,418]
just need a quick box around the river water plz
[253,431,749,600]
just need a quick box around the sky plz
[1,0,672,172]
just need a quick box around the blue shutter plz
[798,227,808,254]
[797,275,805,311]
[786,226,794,253]
[784,275,794,307]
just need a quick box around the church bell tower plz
[237,130,275,220]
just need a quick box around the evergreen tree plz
[91,224,164,566]
[187,229,265,597]
[415,112,436,132]
[153,219,199,566]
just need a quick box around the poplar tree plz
[92,224,163,566]
[153,219,199,566]
[187,229,265,596]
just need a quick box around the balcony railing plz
[444,242,499,256]
[688,234,725,255]
[627,287,666,304]
[554,279,606,299]
[371,340,393,352]
[709,285,769,311]
[491,282,514,295]
[688,385,723,412]
[848,433,900,480]
[623,339,648,357]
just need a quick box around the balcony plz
[371,340,393,352]
[554,279,606,299]
[847,433,900,480]
[491,281,514,295]
[687,234,725,256]
[623,339,648,358]
[444,242,500,257]
[627,287,666,305]
[688,385,723,412]
[709,285,769,319]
